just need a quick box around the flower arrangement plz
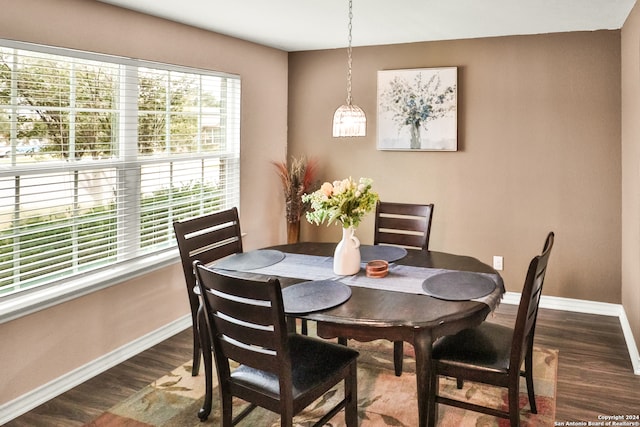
[302,177,379,229]
[272,156,318,224]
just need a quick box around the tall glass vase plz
[333,226,361,275]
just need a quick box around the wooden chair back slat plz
[186,227,242,259]
[376,231,428,249]
[209,292,275,328]
[213,313,277,350]
[219,337,279,374]
[377,216,429,233]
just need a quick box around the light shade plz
[332,103,367,137]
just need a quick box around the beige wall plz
[0,0,288,405]
[289,32,622,303]
[0,266,187,404]
[622,3,640,355]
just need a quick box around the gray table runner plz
[244,252,504,308]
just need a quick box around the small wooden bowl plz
[366,260,389,278]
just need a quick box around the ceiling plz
[96,0,637,52]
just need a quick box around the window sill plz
[0,249,180,325]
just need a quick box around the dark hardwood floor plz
[6,305,640,426]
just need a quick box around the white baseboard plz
[0,314,192,426]
[503,292,640,375]
[618,309,640,376]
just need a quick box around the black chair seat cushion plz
[230,334,359,399]
[432,322,513,373]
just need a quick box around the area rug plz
[85,340,557,427]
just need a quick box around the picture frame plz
[377,67,458,151]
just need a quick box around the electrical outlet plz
[493,255,503,271]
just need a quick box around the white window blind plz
[0,40,240,299]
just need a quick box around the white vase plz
[333,226,361,275]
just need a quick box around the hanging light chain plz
[332,0,366,137]
[346,0,354,105]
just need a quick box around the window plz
[0,40,240,307]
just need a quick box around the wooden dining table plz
[197,241,505,427]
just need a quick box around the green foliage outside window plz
[0,182,221,295]
[0,50,222,159]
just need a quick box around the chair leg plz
[524,349,537,413]
[393,341,404,376]
[301,319,308,335]
[508,380,521,427]
[191,310,201,376]
[456,378,463,389]
[197,307,213,421]
[345,362,359,427]
[281,400,295,427]
[221,386,233,427]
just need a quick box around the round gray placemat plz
[422,271,496,301]
[212,249,285,271]
[360,245,408,263]
[282,280,352,314]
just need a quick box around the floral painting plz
[377,67,457,151]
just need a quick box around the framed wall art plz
[377,67,458,151]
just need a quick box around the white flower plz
[332,180,346,194]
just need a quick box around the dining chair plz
[173,207,243,376]
[427,231,555,427]
[374,201,434,376]
[194,261,360,427]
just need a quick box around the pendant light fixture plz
[332,0,366,137]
